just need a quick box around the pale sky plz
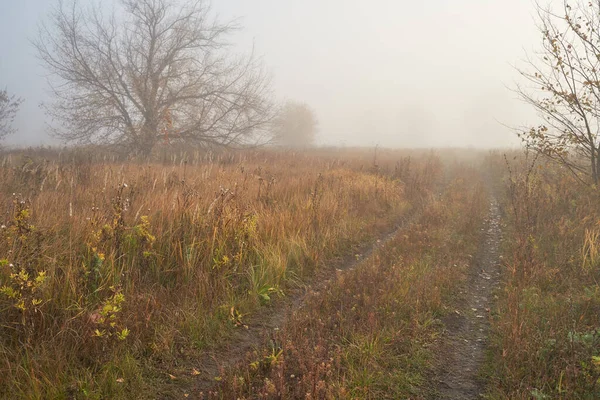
[0,0,542,148]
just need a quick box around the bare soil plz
[433,198,502,399]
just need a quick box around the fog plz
[0,0,541,148]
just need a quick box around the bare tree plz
[272,101,318,148]
[517,0,600,185]
[35,0,274,155]
[0,88,23,142]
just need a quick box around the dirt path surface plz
[434,197,502,399]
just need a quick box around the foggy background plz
[0,0,540,148]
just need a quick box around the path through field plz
[434,197,502,399]
[191,202,429,396]
[187,184,504,399]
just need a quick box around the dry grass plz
[0,147,444,398]
[485,152,600,399]
[208,165,489,399]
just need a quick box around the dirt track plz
[434,197,502,399]
[191,199,431,396]
[184,187,502,399]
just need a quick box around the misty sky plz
[0,0,542,148]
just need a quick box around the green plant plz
[0,260,48,329]
[91,287,129,342]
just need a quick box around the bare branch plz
[517,0,600,185]
[35,0,275,155]
[0,88,24,142]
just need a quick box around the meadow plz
[0,147,598,399]
[0,147,437,398]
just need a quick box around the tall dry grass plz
[0,147,442,398]
[486,152,600,399]
[210,163,489,399]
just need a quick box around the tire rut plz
[434,197,502,399]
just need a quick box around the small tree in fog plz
[517,0,600,185]
[35,0,274,155]
[272,102,318,148]
[0,88,23,142]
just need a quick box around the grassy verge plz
[209,165,488,399]
[485,153,600,399]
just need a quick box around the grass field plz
[485,153,600,399]
[0,147,598,399]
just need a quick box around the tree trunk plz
[139,122,159,157]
